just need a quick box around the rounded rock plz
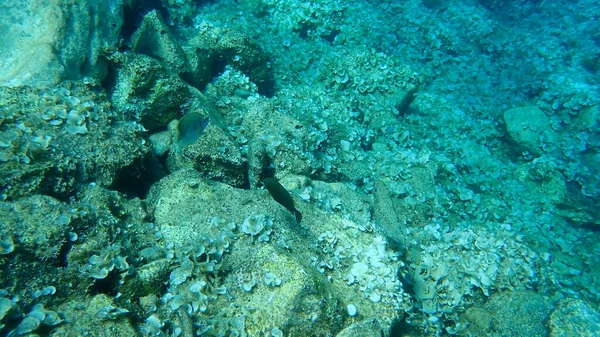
[347,304,358,317]
[15,315,41,335]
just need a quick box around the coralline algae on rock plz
[549,298,600,337]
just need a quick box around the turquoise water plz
[0,0,599,336]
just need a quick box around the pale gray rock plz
[0,0,123,88]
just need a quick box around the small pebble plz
[347,304,358,317]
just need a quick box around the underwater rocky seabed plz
[0,0,599,336]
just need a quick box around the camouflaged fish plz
[264,177,302,224]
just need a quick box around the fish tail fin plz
[294,210,302,224]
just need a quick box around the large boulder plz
[0,0,123,88]
[549,298,600,337]
[503,105,558,157]
[461,291,554,336]
[146,170,408,336]
[0,82,151,201]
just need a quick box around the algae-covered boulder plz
[129,10,269,92]
[0,82,151,201]
[503,105,558,157]
[147,170,345,335]
[549,298,600,337]
[242,100,310,187]
[131,10,190,75]
[461,291,553,336]
[109,53,190,132]
[188,27,273,95]
[51,294,137,336]
[167,121,246,188]
[215,238,344,336]
[146,170,406,336]
[147,170,276,243]
[0,195,71,261]
[335,318,385,337]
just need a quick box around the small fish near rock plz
[263,177,302,224]
[176,112,209,149]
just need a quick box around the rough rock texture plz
[0,0,123,88]
[503,105,558,157]
[51,294,138,336]
[217,236,345,336]
[373,179,407,248]
[128,9,271,93]
[0,185,149,336]
[517,160,567,205]
[0,195,71,261]
[109,52,190,132]
[0,82,150,201]
[146,170,406,336]
[147,170,344,334]
[461,291,554,337]
[167,122,246,188]
[181,44,215,90]
[131,10,190,75]
[147,170,284,244]
[549,298,600,337]
[242,100,310,187]
[335,318,385,337]
[188,27,274,95]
